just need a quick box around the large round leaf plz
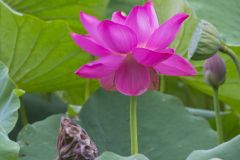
[97,152,149,160]
[186,135,240,160]
[187,0,240,45]
[0,2,88,93]
[0,130,19,160]
[3,0,109,32]
[79,89,217,159]
[17,115,61,160]
[18,89,217,160]
[0,63,20,133]
[0,62,20,160]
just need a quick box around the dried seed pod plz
[56,116,98,160]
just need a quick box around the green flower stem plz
[130,96,138,155]
[20,98,28,126]
[159,75,165,93]
[220,45,240,79]
[212,87,224,144]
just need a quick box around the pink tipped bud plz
[204,54,226,88]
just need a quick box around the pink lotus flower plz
[71,1,196,96]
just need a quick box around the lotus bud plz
[204,54,226,88]
[188,20,221,60]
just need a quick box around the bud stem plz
[212,87,224,144]
[219,45,240,79]
[130,96,138,155]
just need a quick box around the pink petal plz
[112,11,127,24]
[132,48,173,67]
[100,73,116,91]
[147,13,189,50]
[145,1,159,30]
[75,55,124,78]
[71,33,111,57]
[97,20,137,53]
[80,12,100,36]
[125,2,158,44]
[115,56,150,96]
[154,54,197,76]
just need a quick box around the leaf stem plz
[130,96,138,154]
[212,87,224,144]
[20,98,28,126]
[219,45,240,79]
[84,79,90,102]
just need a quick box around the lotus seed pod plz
[56,116,98,160]
[188,20,221,60]
[204,54,226,88]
